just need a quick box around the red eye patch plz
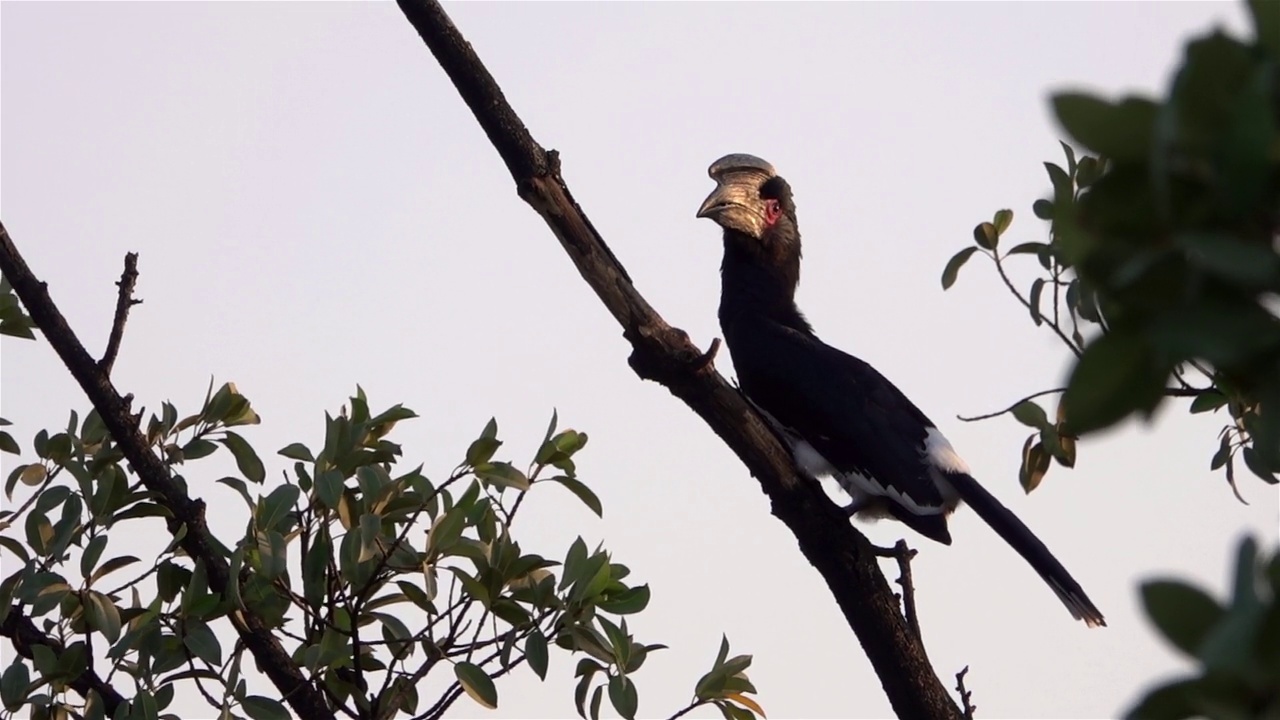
[763,199,783,227]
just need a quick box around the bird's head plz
[696,153,799,263]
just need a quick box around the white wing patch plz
[747,398,959,517]
[924,427,970,474]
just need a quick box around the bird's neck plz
[718,232,812,334]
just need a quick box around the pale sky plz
[2,2,1277,719]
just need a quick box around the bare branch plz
[1,604,127,716]
[958,385,1203,423]
[393,2,960,718]
[99,252,141,376]
[0,223,335,720]
[873,540,923,650]
[958,388,1068,423]
[955,666,977,719]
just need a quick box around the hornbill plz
[696,153,1106,628]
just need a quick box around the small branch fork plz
[873,540,922,646]
[99,252,141,376]
[955,666,977,719]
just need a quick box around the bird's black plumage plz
[697,153,1106,627]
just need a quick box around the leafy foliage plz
[0,383,764,720]
[943,0,1280,496]
[1127,537,1280,720]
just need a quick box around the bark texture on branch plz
[394,2,961,718]
[1,604,126,716]
[0,226,336,720]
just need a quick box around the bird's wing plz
[730,322,955,515]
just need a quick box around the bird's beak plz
[696,185,737,220]
[696,153,777,225]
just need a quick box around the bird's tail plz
[945,472,1106,628]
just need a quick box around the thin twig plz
[873,540,922,646]
[955,666,976,719]
[958,385,1204,423]
[99,252,141,376]
[957,388,1067,423]
[667,699,710,720]
[989,252,1082,357]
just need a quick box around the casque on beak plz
[696,153,778,237]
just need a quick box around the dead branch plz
[0,224,336,720]
[394,2,961,717]
[99,252,141,376]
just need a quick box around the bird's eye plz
[763,199,783,225]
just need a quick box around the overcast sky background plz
[3,2,1278,719]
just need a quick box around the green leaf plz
[427,506,467,556]
[1189,391,1229,414]
[1243,447,1278,483]
[466,438,502,467]
[277,443,314,462]
[1062,331,1166,435]
[315,470,344,510]
[526,629,549,681]
[181,438,218,461]
[183,618,223,665]
[79,535,108,579]
[1028,278,1046,326]
[256,484,300,532]
[552,476,603,517]
[0,432,18,455]
[1075,156,1103,187]
[455,661,498,710]
[1122,677,1205,720]
[221,432,265,484]
[992,209,1014,236]
[608,675,638,720]
[1018,437,1051,494]
[476,462,530,492]
[1011,401,1050,430]
[1250,0,1280,56]
[599,585,651,615]
[1032,199,1054,220]
[85,591,122,643]
[1007,242,1050,257]
[447,567,490,607]
[941,247,979,290]
[216,477,254,508]
[0,536,30,565]
[0,660,29,711]
[302,532,332,609]
[1052,93,1158,162]
[358,513,382,563]
[590,685,604,720]
[972,222,998,251]
[241,695,290,720]
[1176,233,1280,289]
[1140,580,1225,657]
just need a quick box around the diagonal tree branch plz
[394,2,960,718]
[1,604,127,716]
[0,225,336,720]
